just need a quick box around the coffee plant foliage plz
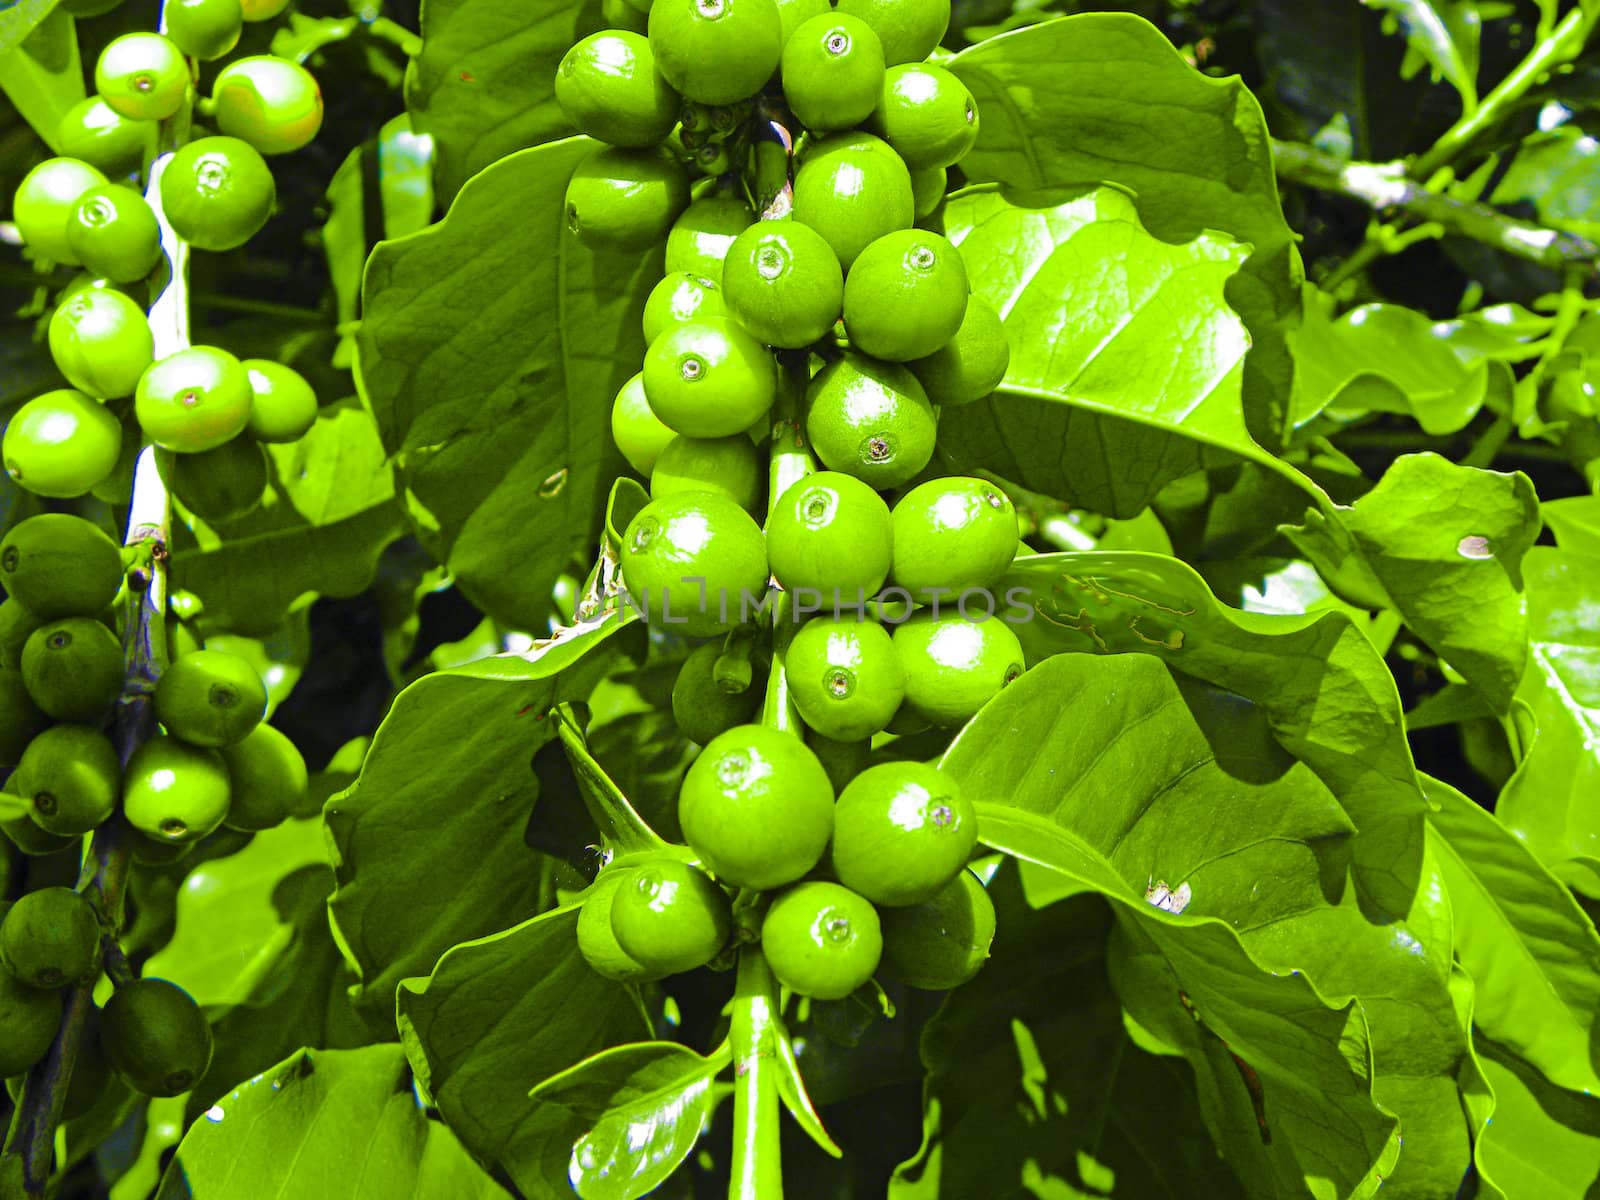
[2,0,1600,1197]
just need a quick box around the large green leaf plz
[1000,552,1426,898]
[357,137,652,633]
[938,185,1254,517]
[146,819,331,1009]
[1366,0,1481,110]
[529,1042,727,1200]
[893,873,1247,1199]
[949,12,1304,448]
[942,656,1397,1196]
[169,399,407,637]
[1289,300,1513,434]
[1474,1035,1600,1199]
[155,1046,509,1199]
[396,907,650,1197]
[1425,776,1600,1095]
[0,8,83,155]
[1286,454,1539,711]
[1490,127,1600,241]
[326,613,636,1027]
[405,0,583,203]
[1495,547,1600,894]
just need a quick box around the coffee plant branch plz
[1271,138,1599,279]
[1,14,185,1187]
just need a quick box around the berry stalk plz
[1,13,188,1186]
[728,946,784,1200]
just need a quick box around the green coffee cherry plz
[56,98,154,177]
[671,642,761,745]
[565,146,690,251]
[908,294,1010,406]
[871,63,980,170]
[577,868,661,983]
[893,611,1025,727]
[22,617,125,723]
[100,978,214,1097]
[608,858,731,975]
[890,476,1019,602]
[665,193,754,281]
[761,881,881,1000]
[15,724,121,836]
[611,372,678,478]
[0,971,62,1078]
[781,14,886,132]
[168,438,268,521]
[4,388,125,501]
[642,320,777,437]
[65,186,164,283]
[166,0,244,61]
[831,760,976,906]
[792,133,913,271]
[556,32,680,148]
[619,492,770,637]
[642,272,731,345]
[647,0,784,105]
[153,649,268,747]
[121,736,233,843]
[835,0,950,64]
[211,56,325,156]
[720,221,844,349]
[0,670,49,769]
[766,471,894,600]
[0,886,101,988]
[650,434,764,512]
[96,33,190,122]
[786,617,905,742]
[159,136,277,252]
[842,229,970,361]
[218,724,307,832]
[804,353,937,489]
[880,868,995,989]
[48,286,155,398]
[135,346,255,453]
[12,158,109,264]
[0,514,124,621]
[241,359,318,442]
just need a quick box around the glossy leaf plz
[1426,774,1600,1094]
[170,400,407,637]
[893,872,1248,1198]
[942,655,1398,1195]
[357,137,652,632]
[1474,1034,1600,1198]
[949,12,1304,447]
[0,8,83,155]
[1495,547,1600,894]
[397,907,650,1196]
[326,613,636,1026]
[1366,0,1481,110]
[1286,454,1540,710]
[1290,300,1513,434]
[1001,552,1426,859]
[939,185,1256,517]
[1490,127,1600,241]
[155,1046,509,1198]
[146,818,331,1008]
[406,0,584,202]
[529,1042,728,1200]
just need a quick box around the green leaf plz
[949,12,1304,448]
[1495,547,1600,894]
[357,137,653,633]
[940,661,1398,1196]
[1001,552,1427,889]
[1474,1035,1600,1198]
[1542,495,1600,557]
[892,872,1247,1199]
[405,0,585,203]
[397,906,651,1196]
[1490,127,1600,241]
[939,185,1257,517]
[326,612,636,1027]
[1425,774,1600,1094]
[324,114,436,369]
[945,654,1354,932]
[170,399,407,637]
[1365,0,1481,110]
[145,818,331,1008]
[155,1045,510,1199]
[0,7,83,154]
[1286,454,1540,710]
[529,1041,729,1200]
[1289,300,1512,434]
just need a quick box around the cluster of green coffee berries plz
[1,513,309,861]
[6,2,323,511]
[557,0,1017,1000]
[0,885,213,1102]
